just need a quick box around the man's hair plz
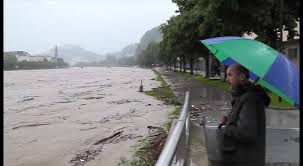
[230,64,249,79]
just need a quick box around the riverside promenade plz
[155,67,299,166]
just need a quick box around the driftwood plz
[113,126,129,133]
[80,127,97,131]
[12,123,50,130]
[147,126,163,130]
[93,131,123,145]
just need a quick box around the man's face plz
[226,67,241,90]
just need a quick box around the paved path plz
[157,68,232,125]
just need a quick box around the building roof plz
[4,51,31,56]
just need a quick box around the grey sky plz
[4,0,178,55]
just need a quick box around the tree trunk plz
[205,54,209,78]
[179,56,182,72]
[183,55,186,73]
[190,55,194,75]
[223,65,227,82]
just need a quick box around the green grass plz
[267,93,295,109]
[144,69,180,106]
[153,69,167,86]
[117,130,166,166]
[124,69,181,166]
[174,71,295,109]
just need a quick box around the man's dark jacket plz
[222,82,271,166]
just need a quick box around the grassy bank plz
[122,68,181,166]
[144,69,180,106]
[175,71,295,109]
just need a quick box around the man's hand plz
[218,116,227,129]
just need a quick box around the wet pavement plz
[157,68,232,125]
[156,68,299,166]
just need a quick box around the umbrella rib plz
[254,77,260,83]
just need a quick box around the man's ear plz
[239,73,246,81]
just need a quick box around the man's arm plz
[223,94,259,143]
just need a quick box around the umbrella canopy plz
[200,36,300,108]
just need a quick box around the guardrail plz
[156,91,191,166]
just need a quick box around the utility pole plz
[55,45,58,68]
[280,0,284,43]
[209,52,212,77]
[278,0,284,102]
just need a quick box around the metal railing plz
[156,91,191,166]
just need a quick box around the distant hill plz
[44,26,162,65]
[120,43,139,57]
[136,26,163,53]
[47,45,104,65]
[104,43,139,58]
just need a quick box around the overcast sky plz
[4,0,178,55]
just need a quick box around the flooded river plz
[4,67,173,166]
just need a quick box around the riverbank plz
[123,68,181,165]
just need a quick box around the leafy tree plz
[136,42,160,67]
[162,0,300,78]
[4,55,17,70]
[57,58,69,67]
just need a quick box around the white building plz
[29,56,48,62]
[4,51,58,63]
[9,51,32,61]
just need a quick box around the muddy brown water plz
[4,67,174,166]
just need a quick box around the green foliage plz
[117,56,136,66]
[137,26,163,52]
[268,92,295,109]
[3,53,69,70]
[145,87,180,106]
[145,69,180,105]
[17,61,57,69]
[97,55,136,67]
[123,127,167,166]
[102,55,118,65]
[136,42,160,67]
[57,58,69,67]
[158,0,300,75]
[4,54,17,70]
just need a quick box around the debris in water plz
[80,127,97,131]
[18,97,35,103]
[12,123,50,130]
[108,99,133,105]
[69,148,102,166]
[82,96,103,100]
[93,131,123,145]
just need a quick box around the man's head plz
[226,64,250,90]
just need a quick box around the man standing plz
[218,64,271,166]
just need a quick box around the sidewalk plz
[156,68,231,125]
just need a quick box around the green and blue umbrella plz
[200,36,300,108]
